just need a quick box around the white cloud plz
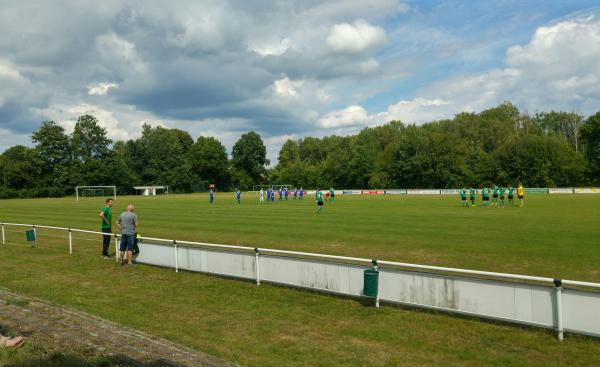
[273,77,305,97]
[316,89,331,102]
[167,16,227,51]
[0,128,30,152]
[0,60,22,80]
[372,98,452,124]
[96,33,136,62]
[87,82,118,96]
[318,105,368,128]
[95,33,146,74]
[33,103,148,141]
[327,19,387,54]
[341,13,600,126]
[359,58,380,74]
[250,38,291,56]
[2,2,599,165]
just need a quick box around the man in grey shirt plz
[117,204,139,265]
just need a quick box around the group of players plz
[259,187,305,202]
[210,184,524,211]
[459,183,525,208]
[254,187,336,213]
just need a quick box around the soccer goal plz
[75,185,117,202]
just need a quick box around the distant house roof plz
[133,186,166,190]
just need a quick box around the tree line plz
[1,102,599,198]
[0,115,268,198]
[273,102,600,189]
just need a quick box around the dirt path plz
[0,288,238,367]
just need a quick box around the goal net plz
[76,186,116,202]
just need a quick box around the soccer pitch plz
[1,193,600,366]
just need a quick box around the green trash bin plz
[25,229,36,242]
[363,267,379,297]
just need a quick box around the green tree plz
[536,111,584,152]
[71,115,112,160]
[95,141,139,195]
[133,124,195,192]
[0,145,41,190]
[188,136,230,189]
[277,139,301,166]
[581,112,600,183]
[31,121,71,167]
[31,121,72,195]
[231,132,269,184]
[495,135,585,187]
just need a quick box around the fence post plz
[114,234,119,263]
[68,229,73,255]
[32,225,36,248]
[174,240,179,273]
[373,259,380,308]
[1,223,4,245]
[554,279,564,341]
[255,248,260,286]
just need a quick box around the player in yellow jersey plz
[517,183,525,207]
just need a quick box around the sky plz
[1,0,600,162]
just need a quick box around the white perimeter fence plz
[338,188,600,195]
[2,222,600,341]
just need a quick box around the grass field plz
[1,193,600,366]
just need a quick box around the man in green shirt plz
[329,187,335,202]
[492,185,499,207]
[316,189,324,214]
[469,187,476,207]
[482,187,490,207]
[499,186,506,208]
[99,198,113,258]
[460,188,467,207]
[508,186,515,207]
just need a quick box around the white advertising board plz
[549,188,574,194]
[407,189,440,195]
[574,188,600,194]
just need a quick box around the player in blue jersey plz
[284,187,289,201]
[209,189,214,204]
[293,188,298,200]
[299,187,304,200]
[235,188,241,204]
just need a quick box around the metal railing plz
[2,221,600,341]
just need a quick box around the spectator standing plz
[117,204,139,266]
[99,198,113,258]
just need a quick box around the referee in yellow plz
[517,183,525,207]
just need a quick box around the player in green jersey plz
[508,185,515,207]
[499,186,506,208]
[316,189,324,214]
[481,187,490,207]
[329,187,335,202]
[469,187,476,207]
[492,185,499,207]
[460,187,467,207]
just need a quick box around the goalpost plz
[76,185,117,202]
